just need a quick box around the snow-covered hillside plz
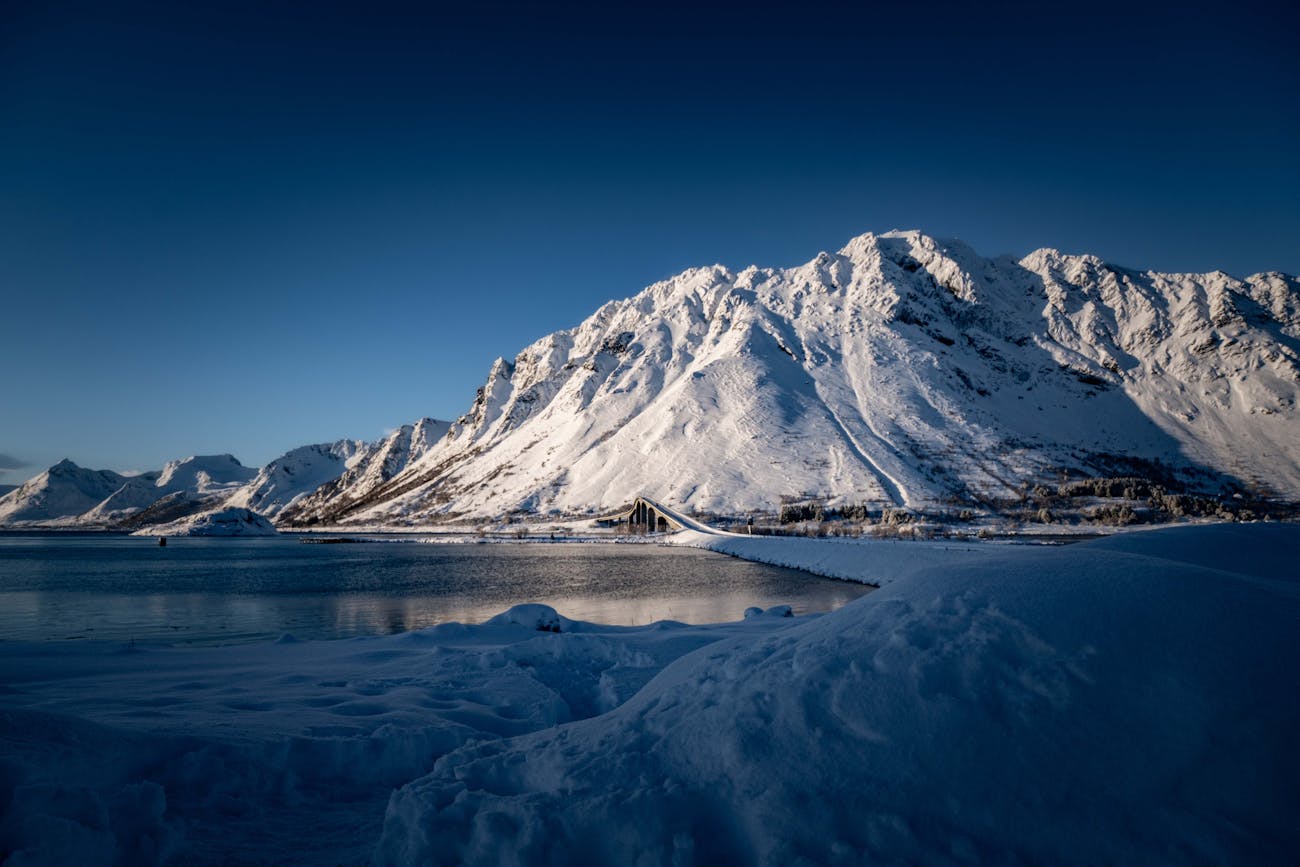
[130,506,278,537]
[223,440,367,519]
[83,454,257,525]
[0,455,257,528]
[276,418,450,525]
[0,460,134,526]
[290,231,1300,525]
[0,428,446,529]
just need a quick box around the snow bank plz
[130,506,277,537]
[671,528,1015,586]
[377,524,1300,865]
[0,605,804,865]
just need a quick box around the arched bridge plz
[594,496,690,534]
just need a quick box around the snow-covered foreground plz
[2,525,1298,865]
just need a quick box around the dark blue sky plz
[3,0,1297,479]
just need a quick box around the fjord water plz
[0,534,869,645]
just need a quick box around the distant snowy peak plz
[0,459,132,525]
[0,424,455,528]
[296,230,1299,525]
[156,454,256,493]
[82,454,258,525]
[275,418,452,525]
[224,439,367,519]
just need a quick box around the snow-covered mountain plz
[83,454,258,525]
[6,231,1296,529]
[223,440,368,519]
[0,455,258,527]
[0,427,450,529]
[0,460,138,526]
[282,230,1299,525]
[276,418,450,525]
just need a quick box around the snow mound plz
[0,602,806,864]
[484,604,573,633]
[377,524,1300,865]
[132,507,278,537]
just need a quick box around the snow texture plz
[673,527,1010,586]
[1,524,1296,865]
[0,604,801,865]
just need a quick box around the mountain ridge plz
[4,230,1297,529]
[276,230,1300,526]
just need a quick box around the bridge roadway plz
[595,496,722,535]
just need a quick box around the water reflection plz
[0,537,872,644]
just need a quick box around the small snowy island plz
[130,506,278,537]
[1,523,1296,864]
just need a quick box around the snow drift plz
[377,524,1300,865]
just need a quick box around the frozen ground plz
[2,524,1298,865]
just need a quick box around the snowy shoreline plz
[668,528,1024,586]
[2,523,1297,864]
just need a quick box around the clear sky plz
[2,0,1297,482]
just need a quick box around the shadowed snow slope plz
[286,231,1300,525]
[0,602,803,865]
[377,524,1300,866]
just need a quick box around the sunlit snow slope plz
[285,231,1299,525]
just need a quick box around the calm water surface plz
[0,534,870,644]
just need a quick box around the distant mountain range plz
[4,231,1297,530]
[0,421,448,529]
